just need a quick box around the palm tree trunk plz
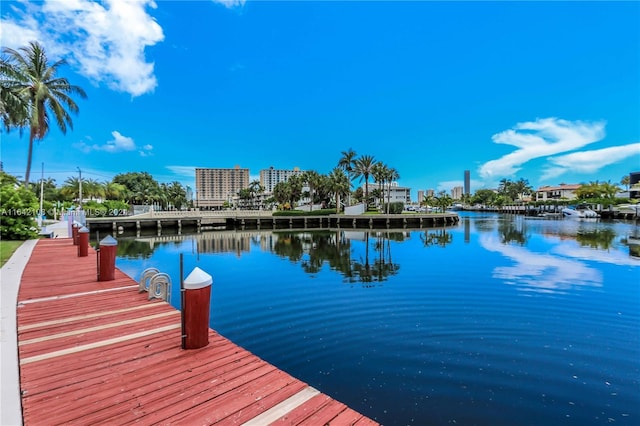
[24,131,35,187]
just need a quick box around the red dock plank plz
[17,239,378,425]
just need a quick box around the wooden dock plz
[16,239,378,425]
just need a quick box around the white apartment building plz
[195,166,249,209]
[260,166,305,193]
[535,184,581,201]
[367,182,411,206]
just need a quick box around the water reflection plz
[420,227,453,247]
[114,217,638,290]
[271,230,402,285]
[498,218,529,245]
[479,234,603,293]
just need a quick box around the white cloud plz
[1,0,164,97]
[214,0,246,8]
[479,118,606,179]
[541,143,640,180]
[75,130,152,156]
[0,14,40,48]
[166,166,197,177]
[103,131,136,152]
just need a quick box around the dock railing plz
[144,209,275,219]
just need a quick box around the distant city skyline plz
[1,1,638,200]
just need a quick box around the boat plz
[562,204,599,218]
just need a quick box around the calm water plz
[114,213,640,425]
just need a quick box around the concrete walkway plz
[1,239,37,426]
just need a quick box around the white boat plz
[562,204,599,218]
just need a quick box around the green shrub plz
[1,183,39,240]
[384,202,405,214]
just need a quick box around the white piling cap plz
[184,267,213,289]
[78,226,90,233]
[100,235,118,246]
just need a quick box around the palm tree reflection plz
[421,227,453,248]
[575,228,616,250]
[272,230,401,285]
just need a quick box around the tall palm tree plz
[1,41,87,187]
[620,175,630,191]
[338,148,357,177]
[338,149,357,206]
[354,154,376,205]
[302,170,320,211]
[385,167,399,214]
[104,181,127,201]
[60,176,82,203]
[84,178,104,201]
[328,168,350,213]
[0,56,28,132]
[371,162,387,209]
[248,179,264,209]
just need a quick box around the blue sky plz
[1,0,639,200]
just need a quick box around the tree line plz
[267,149,402,213]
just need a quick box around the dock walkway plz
[15,239,378,425]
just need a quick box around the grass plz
[0,240,24,267]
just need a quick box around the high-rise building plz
[464,170,470,195]
[260,166,304,193]
[195,166,249,209]
[451,186,464,200]
[417,189,434,203]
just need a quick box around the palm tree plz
[164,181,187,209]
[83,178,104,201]
[432,191,453,213]
[498,178,511,195]
[512,178,533,201]
[371,162,387,210]
[104,182,127,201]
[1,41,87,187]
[328,168,350,213]
[286,174,304,208]
[385,167,399,214]
[0,56,28,132]
[354,155,376,205]
[60,176,82,203]
[338,148,357,177]
[338,149,357,206]
[248,179,263,209]
[302,170,320,211]
[273,181,291,208]
[601,181,620,199]
[620,175,630,191]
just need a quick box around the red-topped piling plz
[77,226,89,257]
[98,235,118,281]
[183,267,213,349]
[72,222,80,245]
